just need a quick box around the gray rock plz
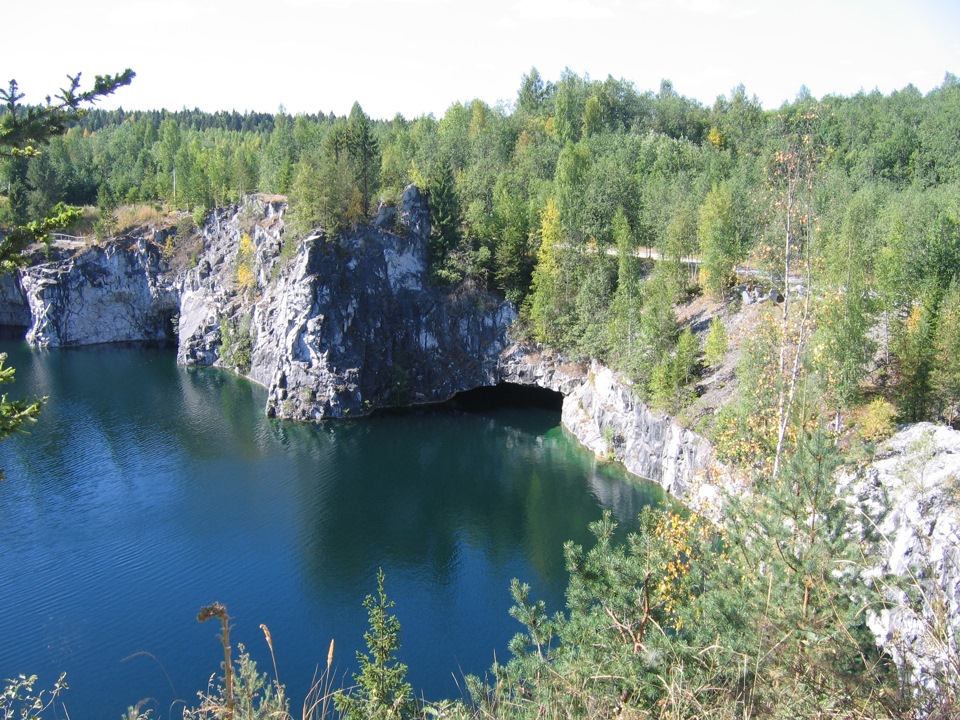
[840,423,960,692]
[0,272,30,328]
[19,239,178,347]
[249,186,516,420]
[498,349,715,498]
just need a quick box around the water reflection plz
[0,341,665,718]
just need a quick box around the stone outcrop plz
[0,272,30,329]
[498,346,714,498]
[18,239,178,347]
[561,364,714,498]
[247,187,516,420]
[840,423,960,690]
[176,196,286,367]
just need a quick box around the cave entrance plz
[446,382,563,412]
[0,324,29,340]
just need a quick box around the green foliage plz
[703,315,728,369]
[632,276,679,386]
[893,292,937,422]
[425,159,461,273]
[698,181,742,298]
[335,569,415,720]
[710,430,896,717]
[289,140,353,236]
[525,199,567,345]
[0,71,134,157]
[649,326,698,412]
[856,396,898,443]
[476,507,734,719]
[570,254,616,360]
[346,102,380,216]
[1,202,83,272]
[185,648,289,720]
[219,313,253,374]
[0,353,43,452]
[94,183,117,240]
[932,278,960,425]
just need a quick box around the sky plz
[6,0,960,120]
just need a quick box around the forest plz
[4,68,960,460]
[3,68,960,719]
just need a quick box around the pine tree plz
[334,569,414,720]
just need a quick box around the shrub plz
[0,673,68,720]
[703,315,729,369]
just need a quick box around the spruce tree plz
[335,569,414,720]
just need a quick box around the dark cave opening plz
[445,382,563,412]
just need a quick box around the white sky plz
[6,0,959,120]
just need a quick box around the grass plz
[115,204,174,235]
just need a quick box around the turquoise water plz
[0,341,664,718]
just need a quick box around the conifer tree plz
[335,569,414,720]
[346,102,379,215]
[0,70,133,456]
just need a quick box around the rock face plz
[176,196,287,367]
[247,187,516,420]
[841,423,960,691]
[0,272,30,329]
[498,347,714,498]
[19,239,178,347]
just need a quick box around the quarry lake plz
[0,340,664,718]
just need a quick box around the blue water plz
[0,341,664,718]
